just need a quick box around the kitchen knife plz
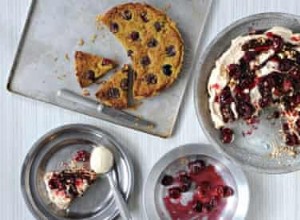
[57,89,155,128]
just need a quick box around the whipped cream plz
[90,146,114,174]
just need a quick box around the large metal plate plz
[7,0,212,138]
[21,124,134,220]
[194,13,300,173]
[143,144,249,220]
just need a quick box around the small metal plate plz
[194,13,300,173]
[21,124,134,220]
[7,0,212,138]
[143,144,249,220]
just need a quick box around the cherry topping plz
[193,201,203,213]
[209,197,218,207]
[214,185,225,198]
[168,187,181,199]
[242,51,257,62]
[236,101,255,120]
[279,59,295,72]
[110,22,119,33]
[166,45,176,57]
[223,186,234,197]
[147,38,158,48]
[285,133,299,146]
[228,64,241,80]
[120,78,128,91]
[140,12,149,22]
[85,70,95,80]
[141,56,151,66]
[107,88,120,99]
[154,21,162,32]
[272,35,284,52]
[122,10,132,20]
[162,64,173,76]
[179,182,192,192]
[282,78,293,93]
[68,185,79,197]
[220,127,234,144]
[130,31,140,41]
[48,178,59,190]
[145,74,158,84]
[219,86,234,106]
[73,150,90,162]
[127,50,133,57]
[296,119,300,129]
[178,172,191,184]
[102,58,113,66]
[259,96,273,108]
[161,175,174,186]
[202,203,214,213]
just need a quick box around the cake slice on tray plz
[95,64,131,109]
[75,51,117,88]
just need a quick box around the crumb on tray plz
[65,53,70,61]
[91,34,98,43]
[78,38,85,46]
[82,88,90,97]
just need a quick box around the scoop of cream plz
[90,146,114,174]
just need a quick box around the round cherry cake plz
[208,27,300,147]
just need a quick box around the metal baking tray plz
[7,0,212,138]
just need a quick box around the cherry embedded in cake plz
[161,159,235,220]
[44,169,97,210]
[208,26,300,147]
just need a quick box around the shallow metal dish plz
[143,144,249,220]
[21,124,134,220]
[194,13,300,173]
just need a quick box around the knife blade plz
[56,89,155,128]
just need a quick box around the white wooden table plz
[1,0,300,219]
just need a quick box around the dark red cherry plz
[168,187,181,199]
[110,22,119,33]
[223,186,234,197]
[193,201,203,213]
[161,175,174,186]
[220,127,234,144]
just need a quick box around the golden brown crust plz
[75,51,117,88]
[99,3,184,99]
[95,65,130,109]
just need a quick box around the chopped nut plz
[78,38,85,46]
[91,34,98,43]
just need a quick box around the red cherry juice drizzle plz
[162,162,234,220]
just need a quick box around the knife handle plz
[56,89,104,111]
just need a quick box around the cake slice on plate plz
[44,169,97,210]
[75,51,117,88]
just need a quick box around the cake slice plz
[44,169,97,210]
[95,64,131,109]
[75,51,117,88]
